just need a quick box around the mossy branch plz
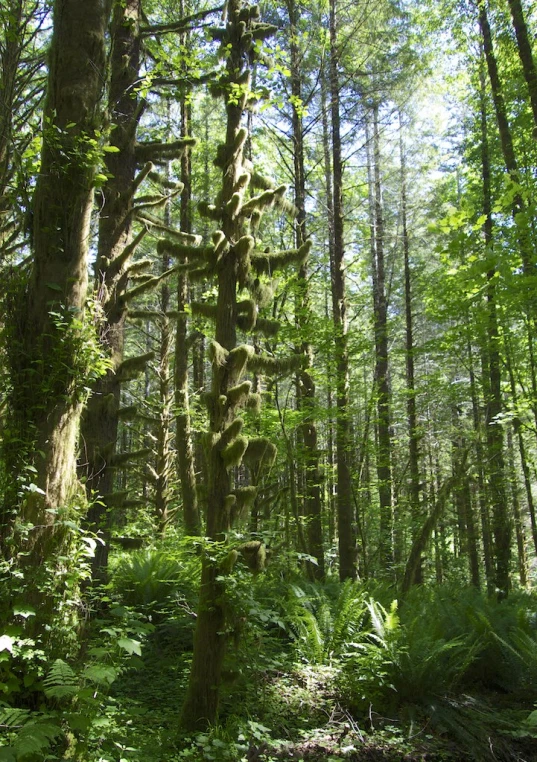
[110,448,152,467]
[127,257,153,275]
[122,267,176,302]
[135,137,197,163]
[127,309,162,321]
[248,352,305,376]
[192,301,218,321]
[222,435,248,470]
[250,239,311,275]
[148,170,184,191]
[208,340,229,367]
[243,437,277,469]
[226,380,252,409]
[132,161,154,194]
[107,226,149,274]
[228,344,255,382]
[116,351,155,381]
[117,405,138,420]
[251,317,279,337]
[219,417,244,449]
[198,201,221,221]
[157,238,208,260]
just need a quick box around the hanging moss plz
[250,278,274,308]
[228,344,255,382]
[246,392,261,414]
[134,193,170,210]
[236,298,256,331]
[222,435,248,469]
[136,210,202,244]
[122,267,175,302]
[117,405,138,421]
[198,201,221,220]
[132,161,154,193]
[208,340,229,367]
[243,436,277,469]
[191,301,218,322]
[236,235,255,258]
[250,239,311,276]
[116,351,155,381]
[238,540,266,573]
[248,352,305,376]
[109,448,152,467]
[226,380,252,409]
[127,309,162,321]
[157,239,208,260]
[251,23,278,41]
[108,227,149,275]
[219,417,244,448]
[127,258,154,275]
[252,317,279,337]
[231,486,258,521]
[219,547,239,574]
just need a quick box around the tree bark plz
[505,0,537,132]
[328,0,356,581]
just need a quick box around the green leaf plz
[0,635,14,653]
[117,638,142,656]
[12,605,35,619]
[103,145,120,153]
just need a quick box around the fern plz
[14,719,62,759]
[43,659,78,699]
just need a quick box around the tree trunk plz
[328,0,356,581]
[80,0,142,579]
[288,0,324,579]
[2,0,108,626]
[505,0,537,132]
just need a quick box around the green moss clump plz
[222,436,248,469]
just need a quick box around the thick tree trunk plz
[2,0,108,629]
[328,0,355,581]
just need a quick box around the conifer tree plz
[178,0,310,729]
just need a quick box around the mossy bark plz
[80,0,142,580]
[1,0,108,628]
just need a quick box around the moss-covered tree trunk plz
[1,0,108,627]
[79,0,142,579]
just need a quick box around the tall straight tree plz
[504,0,537,132]
[328,0,356,581]
[287,0,324,579]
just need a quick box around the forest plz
[3,0,537,759]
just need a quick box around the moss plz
[157,239,208,260]
[222,436,248,469]
[236,235,255,258]
[251,278,274,308]
[244,437,277,469]
[191,301,218,321]
[237,298,257,330]
[228,344,255,382]
[136,210,202,244]
[232,486,257,520]
[208,340,229,367]
[148,169,184,191]
[226,380,252,409]
[132,161,154,192]
[220,417,244,448]
[241,189,275,216]
[238,540,266,573]
[198,201,221,220]
[226,192,242,219]
[109,448,152,467]
[253,318,279,337]
[234,172,251,192]
[127,257,153,274]
[248,352,305,375]
[202,431,221,453]
[116,351,155,381]
[117,405,138,420]
[246,392,261,414]
[250,240,311,276]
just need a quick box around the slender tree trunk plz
[399,114,421,584]
[478,55,511,596]
[507,427,528,587]
[505,0,537,132]
[287,0,324,579]
[176,80,201,536]
[328,0,355,581]
[368,105,393,573]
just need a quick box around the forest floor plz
[104,615,537,762]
